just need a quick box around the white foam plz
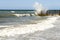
[11,11,15,13]
[13,14,31,17]
[0,16,59,37]
[13,14,21,17]
[34,2,47,15]
[0,25,13,28]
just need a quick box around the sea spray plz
[33,2,47,16]
[0,16,59,37]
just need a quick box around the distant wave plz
[0,14,35,18]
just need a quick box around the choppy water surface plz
[0,10,47,26]
[0,16,47,25]
[0,10,59,40]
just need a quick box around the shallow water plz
[0,16,59,40]
[0,11,59,40]
[0,16,47,26]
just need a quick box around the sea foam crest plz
[0,16,59,37]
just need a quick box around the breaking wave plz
[0,16,59,37]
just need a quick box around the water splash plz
[33,2,47,15]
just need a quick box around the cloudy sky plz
[0,0,60,9]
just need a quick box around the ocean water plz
[0,11,43,27]
[0,10,59,40]
[0,10,47,26]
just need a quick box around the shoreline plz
[0,16,59,37]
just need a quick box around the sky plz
[0,0,60,9]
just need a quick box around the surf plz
[0,16,59,37]
[0,2,59,37]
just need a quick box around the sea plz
[0,10,47,26]
[0,10,59,40]
[0,10,45,25]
